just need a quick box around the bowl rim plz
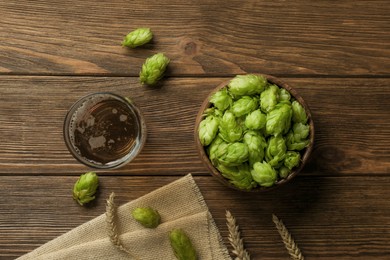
[194,74,315,192]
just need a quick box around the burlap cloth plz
[18,174,232,260]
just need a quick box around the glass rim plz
[63,92,146,169]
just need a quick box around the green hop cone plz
[72,172,99,206]
[198,115,219,146]
[291,122,310,140]
[228,74,267,97]
[251,161,278,187]
[292,100,308,124]
[265,135,287,168]
[284,151,301,170]
[260,84,279,113]
[217,163,257,190]
[218,110,243,143]
[231,96,258,117]
[278,166,290,179]
[207,136,224,166]
[279,88,291,102]
[140,53,170,86]
[245,109,266,130]
[203,107,223,118]
[131,207,161,228]
[215,142,249,167]
[286,134,310,151]
[122,28,153,48]
[243,130,267,166]
[286,122,310,151]
[169,228,197,260]
[209,87,232,112]
[266,103,292,136]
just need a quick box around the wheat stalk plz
[105,192,140,260]
[272,214,304,260]
[225,210,251,260]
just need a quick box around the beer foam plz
[89,135,106,150]
[119,114,127,122]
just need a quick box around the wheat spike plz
[272,214,304,260]
[226,210,251,260]
[106,192,140,259]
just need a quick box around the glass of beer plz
[63,92,146,169]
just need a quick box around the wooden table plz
[1,1,389,259]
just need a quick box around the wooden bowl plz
[194,74,315,192]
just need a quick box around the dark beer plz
[64,93,145,168]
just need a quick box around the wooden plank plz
[0,1,389,76]
[0,76,389,175]
[0,175,389,259]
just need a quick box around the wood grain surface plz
[0,77,388,175]
[0,0,389,259]
[1,176,390,259]
[0,1,389,76]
